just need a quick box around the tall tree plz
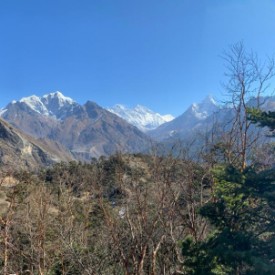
[221,42,274,170]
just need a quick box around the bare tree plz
[95,151,210,275]
[222,42,275,170]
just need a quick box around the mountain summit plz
[148,95,220,140]
[188,95,219,119]
[108,104,174,132]
[8,91,78,120]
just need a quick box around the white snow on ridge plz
[190,95,219,120]
[108,104,174,132]
[162,114,174,122]
[0,108,7,116]
[20,95,50,116]
[11,91,76,118]
[191,103,209,119]
[42,91,75,107]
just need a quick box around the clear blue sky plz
[0,0,275,116]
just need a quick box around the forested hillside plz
[0,133,274,274]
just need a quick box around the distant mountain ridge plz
[108,104,174,132]
[148,95,220,140]
[0,92,151,160]
[0,91,274,163]
[148,95,275,143]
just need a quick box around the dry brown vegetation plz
[0,153,214,274]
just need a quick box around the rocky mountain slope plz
[0,92,152,159]
[0,118,73,170]
[108,104,174,132]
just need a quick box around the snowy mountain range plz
[0,92,174,132]
[0,91,274,161]
[108,104,174,132]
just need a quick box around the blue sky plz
[0,0,275,116]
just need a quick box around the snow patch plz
[162,114,174,122]
[169,130,177,137]
[190,95,220,120]
[0,108,7,116]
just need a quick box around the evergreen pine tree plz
[182,109,275,274]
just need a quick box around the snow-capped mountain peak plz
[41,91,77,118]
[189,95,219,120]
[42,91,75,106]
[5,91,77,119]
[148,95,222,141]
[200,95,218,110]
[108,104,174,132]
